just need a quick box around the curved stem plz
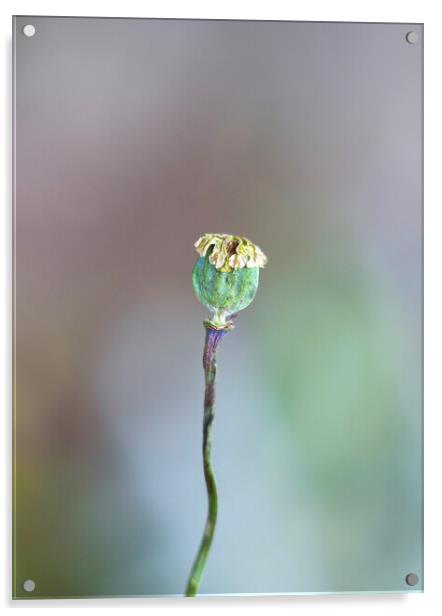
[185,324,229,597]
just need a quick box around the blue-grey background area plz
[13,17,423,597]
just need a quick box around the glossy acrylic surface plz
[13,16,423,598]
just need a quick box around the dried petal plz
[194,233,267,272]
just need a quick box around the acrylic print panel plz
[13,16,423,598]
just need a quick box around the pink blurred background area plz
[14,17,422,597]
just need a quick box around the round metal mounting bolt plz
[406,31,419,44]
[22,24,36,37]
[405,573,419,587]
[23,579,36,592]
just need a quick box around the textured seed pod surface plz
[192,256,259,318]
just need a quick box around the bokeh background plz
[13,17,423,597]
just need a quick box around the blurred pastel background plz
[13,17,422,597]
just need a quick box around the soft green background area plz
[14,17,422,597]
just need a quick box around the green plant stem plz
[185,323,230,597]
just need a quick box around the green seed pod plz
[192,233,267,327]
